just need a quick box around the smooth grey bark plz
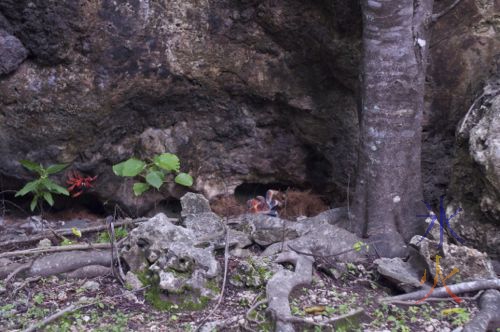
[351,0,434,257]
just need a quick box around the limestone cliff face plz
[0,0,361,212]
[0,0,498,255]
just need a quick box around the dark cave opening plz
[234,182,292,204]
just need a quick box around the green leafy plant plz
[112,153,193,196]
[353,240,369,252]
[97,227,128,243]
[442,307,470,326]
[15,160,70,211]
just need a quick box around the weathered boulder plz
[374,257,425,293]
[180,192,212,218]
[121,213,219,308]
[410,236,496,283]
[448,80,500,260]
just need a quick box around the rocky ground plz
[0,215,485,332]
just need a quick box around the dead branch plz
[0,243,111,259]
[107,215,126,285]
[432,0,463,22]
[23,304,78,332]
[384,291,484,306]
[13,276,41,294]
[380,279,500,303]
[288,240,378,258]
[246,299,268,325]
[463,289,500,332]
[5,262,32,284]
[0,218,147,248]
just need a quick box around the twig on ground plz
[380,279,500,303]
[23,304,78,332]
[2,199,30,216]
[287,307,364,326]
[13,276,41,294]
[288,241,378,259]
[22,286,150,332]
[107,214,126,285]
[246,299,268,325]
[0,243,111,259]
[5,262,32,284]
[0,218,147,248]
[386,290,484,306]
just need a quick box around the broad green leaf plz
[43,179,70,196]
[71,227,82,238]
[19,160,43,174]
[113,159,146,177]
[30,196,38,211]
[174,173,193,187]
[15,180,40,197]
[146,171,164,189]
[133,182,150,196]
[43,192,54,206]
[45,163,68,175]
[153,153,180,172]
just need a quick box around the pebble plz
[425,325,434,332]
[57,291,67,301]
[313,315,323,321]
[78,296,89,303]
[82,280,100,291]
[37,238,52,248]
[82,315,90,322]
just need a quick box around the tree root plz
[0,218,146,249]
[1,250,112,281]
[62,265,112,279]
[379,279,500,303]
[463,289,500,332]
[266,250,314,332]
[0,243,112,259]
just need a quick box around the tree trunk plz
[352,0,434,257]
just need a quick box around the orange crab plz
[247,190,281,216]
[66,171,97,197]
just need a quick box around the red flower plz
[66,171,97,197]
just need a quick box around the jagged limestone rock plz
[374,257,425,292]
[121,213,219,308]
[180,193,212,218]
[409,236,496,283]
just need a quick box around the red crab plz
[66,171,97,197]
